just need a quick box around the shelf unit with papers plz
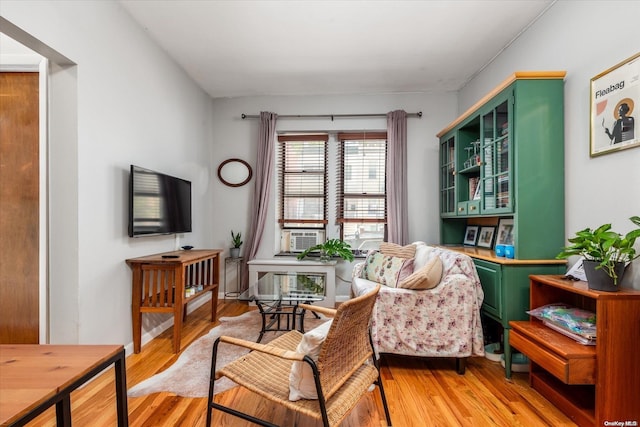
[509,275,640,426]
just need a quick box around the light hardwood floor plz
[26,298,576,426]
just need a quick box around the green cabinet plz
[437,72,567,377]
[438,71,566,260]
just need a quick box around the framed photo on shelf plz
[477,226,496,249]
[590,52,640,157]
[463,225,479,246]
[495,218,514,246]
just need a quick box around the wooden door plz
[0,72,40,343]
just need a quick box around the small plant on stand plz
[230,230,243,258]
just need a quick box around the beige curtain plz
[242,112,277,289]
[386,110,408,244]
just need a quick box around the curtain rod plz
[241,112,422,121]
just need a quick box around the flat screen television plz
[128,165,192,237]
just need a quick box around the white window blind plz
[337,132,387,248]
[278,134,328,228]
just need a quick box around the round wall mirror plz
[217,158,253,187]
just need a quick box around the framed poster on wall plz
[590,52,640,157]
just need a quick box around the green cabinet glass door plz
[440,134,457,216]
[481,98,513,215]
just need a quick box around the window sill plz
[275,252,367,260]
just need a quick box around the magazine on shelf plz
[543,320,596,345]
[527,303,596,340]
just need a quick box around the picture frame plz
[495,218,514,246]
[477,226,496,249]
[590,52,640,157]
[463,225,479,246]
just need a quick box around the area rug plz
[128,310,328,398]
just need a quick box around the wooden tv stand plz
[127,249,222,353]
[509,275,640,426]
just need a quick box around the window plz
[337,132,387,251]
[278,134,328,229]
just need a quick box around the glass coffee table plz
[238,272,325,342]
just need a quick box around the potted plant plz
[230,230,243,258]
[296,238,355,262]
[557,216,640,291]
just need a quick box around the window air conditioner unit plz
[289,230,324,253]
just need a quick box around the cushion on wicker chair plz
[289,320,333,401]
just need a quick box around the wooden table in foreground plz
[0,344,128,427]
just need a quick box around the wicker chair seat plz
[218,329,380,426]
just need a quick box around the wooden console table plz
[0,344,128,427]
[126,249,221,353]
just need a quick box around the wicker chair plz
[206,284,392,427]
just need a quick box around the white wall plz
[1,1,216,348]
[458,0,640,288]
[209,93,457,296]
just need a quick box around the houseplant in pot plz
[230,230,243,258]
[296,238,355,262]
[557,216,640,291]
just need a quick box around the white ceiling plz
[120,0,556,99]
[1,1,555,98]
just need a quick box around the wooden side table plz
[510,275,640,425]
[126,249,221,353]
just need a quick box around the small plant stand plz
[224,256,244,298]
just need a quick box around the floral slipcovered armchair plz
[351,242,485,374]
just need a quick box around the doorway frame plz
[1,17,78,344]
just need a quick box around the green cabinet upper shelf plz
[438,71,566,261]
